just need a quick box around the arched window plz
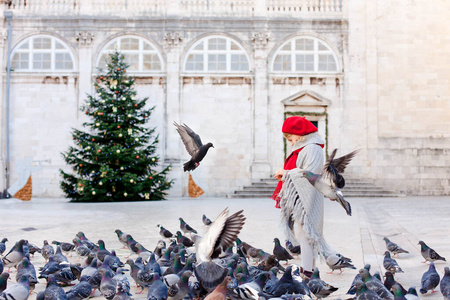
[184,36,250,72]
[97,36,163,73]
[11,35,75,72]
[272,37,339,73]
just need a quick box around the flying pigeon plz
[439,267,450,300]
[420,262,440,294]
[173,121,214,172]
[418,240,446,263]
[323,148,359,189]
[194,208,245,290]
[272,238,293,265]
[0,275,30,300]
[307,267,338,299]
[383,237,409,256]
[302,170,352,216]
[66,275,93,300]
[324,252,356,273]
[179,217,198,235]
[383,251,404,274]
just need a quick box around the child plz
[271,116,334,280]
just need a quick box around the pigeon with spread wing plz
[174,122,214,172]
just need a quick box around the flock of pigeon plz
[1,207,449,300]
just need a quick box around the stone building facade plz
[0,0,449,197]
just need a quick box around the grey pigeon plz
[0,260,3,275]
[76,232,97,252]
[273,238,293,265]
[147,273,168,300]
[383,271,406,295]
[157,225,174,240]
[0,239,7,256]
[125,235,139,255]
[52,245,69,264]
[167,270,192,300]
[263,265,307,297]
[391,283,407,300]
[359,268,394,300]
[173,121,214,172]
[285,240,301,257]
[73,238,93,260]
[0,274,30,300]
[233,271,270,297]
[114,229,131,249]
[323,148,359,189]
[383,237,409,256]
[47,265,78,286]
[2,239,26,271]
[175,232,194,248]
[24,242,40,257]
[39,274,68,300]
[52,241,75,256]
[126,258,154,294]
[39,256,63,278]
[418,240,446,263]
[0,272,9,293]
[307,267,338,298]
[112,268,131,297]
[16,256,38,291]
[441,267,450,300]
[66,275,92,300]
[42,240,55,262]
[419,262,440,294]
[324,252,356,273]
[404,287,419,300]
[179,217,197,235]
[383,251,403,274]
[99,269,117,300]
[347,263,371,295]
[96,240,111,263]
[112,282,132,300]
[194,208,245,291]
[202,215,212,226]
[302,170,352,216]
[135,243,152,263]
[354,279,383,300]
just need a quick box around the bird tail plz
[336,192,352,216]
[194,261,228,290]
[183,160,197,172]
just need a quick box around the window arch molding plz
[10,33,77,73]
[182,33,252,74]
[95,34,165,74]
[269,34,342,74]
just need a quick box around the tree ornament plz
[130,179,134,183]
[79,164,83,167]
[145,193,149,199]
[120,167,124,170]
[119,133,123,138]
[128,129,133,134]
[109,79,118,89]
[128,114,132,118]
[113,107,117,113]
[97,149,101,153]
[135,138,139,142]
[99,182,103,186]
[117,68,121,71]
[96,123,100,127]
[149,176,153,180]
[124,192,127,197]
[136,155,140,159]
[92,138,95,141]
[116,150,120,153]
[117,125,121,129]
[92,191,96,195]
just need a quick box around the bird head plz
[206,142,214,148]
[384,251,391,257]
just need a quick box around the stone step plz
[227,176,404,198]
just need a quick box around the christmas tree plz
[60,51,173,202]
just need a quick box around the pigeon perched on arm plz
[418,240,446,263]
[420,262,440,294]
[173,122,214,172]
[383,237,409,257]
[194,208,245,291]
[302,171,352,216]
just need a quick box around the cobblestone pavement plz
[1,196,448,299]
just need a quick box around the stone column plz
[251,31,271,180]
[75,29,94,113]
[0,3,9,192]
[163,31,183,196]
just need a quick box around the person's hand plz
[274,169,285,181]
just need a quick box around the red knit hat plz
[282,116,317,136]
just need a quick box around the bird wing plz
[325,149,359,174]
[335,191,352,216]
[173,122,203,156]
[197,208,230,261]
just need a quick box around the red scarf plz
[271,144,324,208]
